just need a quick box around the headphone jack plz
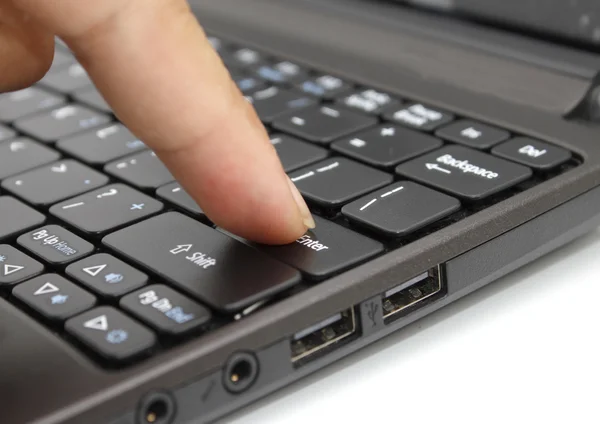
[137,391,177,424]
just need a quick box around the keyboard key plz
[289,158,393,208]
[72,87,112,113]
[50,184,163,234]
[270,134,328,172]
[384,103,454,132]
[254,61,308,84]
[223,47,265,68]
[0,245,44,287]
[14,105,111,142]
[491,137,572,170]
[121,285,212,335]
[436,119,510,149]
[251,216,383,280]
[0,123,16,141]
[105,151,174,190]
[66,253,148,298]
[0,138,61,180]
[13,274,96,321]
[342,182,461,237]
[0,197,46,240]
[273,106,377,144]
[395,145,533,200]
[66,306,156,361]
[296,75,352,99]
[331,125,443,169]
[0,87,65,122]
[18,225,94,265]
[337,88,401,115]
[57,124,146,165]
[54,37,70,52]
[103,212,301,313]
[39,63,93,93]
[156,183,206,219]
[2,160,108,206]
[50,49,75,70]
[233,75,268,94]
[249,87,317,123]
[207,36,227,53]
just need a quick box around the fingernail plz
[287,177,315,229]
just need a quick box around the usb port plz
[290,308,357,366]
[382,266,444,323]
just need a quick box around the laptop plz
[1,0,600,423]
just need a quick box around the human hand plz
[0,0,315,244]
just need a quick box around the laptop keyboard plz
[0,36,579,366]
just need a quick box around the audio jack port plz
[223,352,260,394]
[137,391,176,424]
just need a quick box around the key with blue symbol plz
[57,124,147,165]
[105,150,174,190]
[249,87,317,124]
[254,61,308,84]
[66,306,156,361]
[12,274,96,322]
[295,74,353,100]
[14,105,110,143]
[121,285,212,335]
[66,253,148,298]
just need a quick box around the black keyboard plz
[0,36,579,367]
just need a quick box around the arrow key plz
[12,274,96,321]
[0,245,44,287]
[66,253,148,298]
[66,306,156,361]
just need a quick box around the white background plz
[222,227,600,424]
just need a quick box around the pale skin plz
[0,0,315,244]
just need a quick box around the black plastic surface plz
[3,1,600,423]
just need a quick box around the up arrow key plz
[84,315,108,331]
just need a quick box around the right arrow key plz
[395,145,533,201]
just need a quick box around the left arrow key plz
[0,245,44,287]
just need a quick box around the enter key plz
[256,216,384,280]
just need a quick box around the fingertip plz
[287,177,315,230]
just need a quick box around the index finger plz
[15,0,314,244]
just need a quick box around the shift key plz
[103,212,301,313]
